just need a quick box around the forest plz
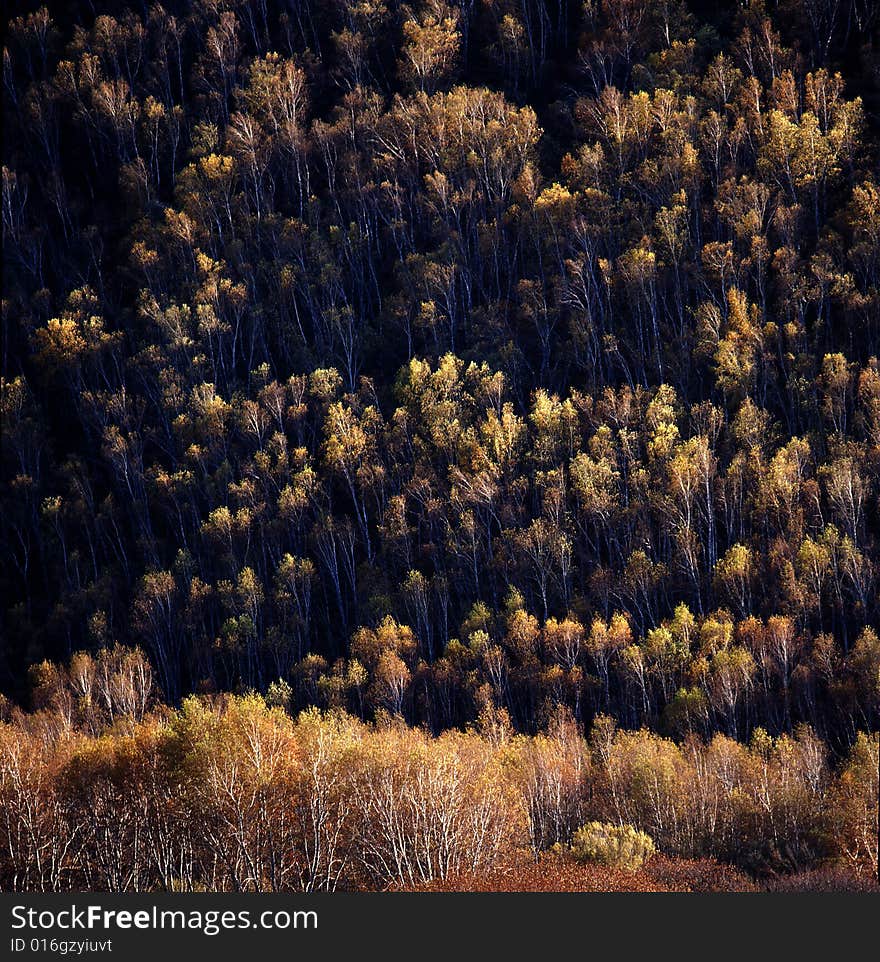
[1,0,879,890]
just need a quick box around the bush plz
[571,822,656,872]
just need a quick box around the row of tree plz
[5,352,879,739]
[1,651,877,891]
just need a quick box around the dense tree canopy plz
[1,0,879,888]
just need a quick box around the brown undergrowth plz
[406,851,878,893]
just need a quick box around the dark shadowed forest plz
[1,0,879,891]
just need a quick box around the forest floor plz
[404,852,880,893]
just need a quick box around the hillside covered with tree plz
[2,0,879,889]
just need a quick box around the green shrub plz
[571,822,656,872]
